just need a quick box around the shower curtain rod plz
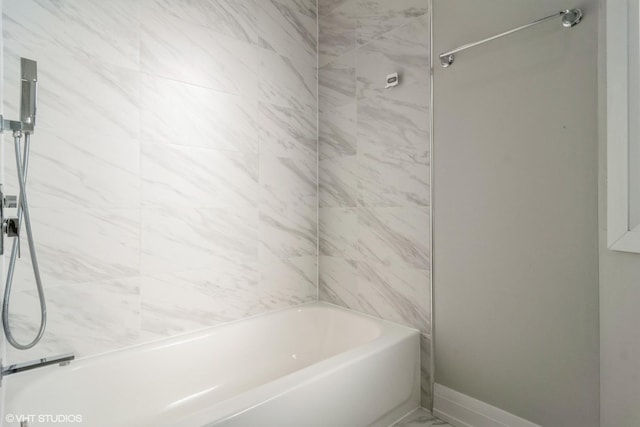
[438,8,583,68]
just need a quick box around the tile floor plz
[391,408,452,427]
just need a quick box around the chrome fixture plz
[1,185,19,255]
[0,57,47,350]
[0,353,74,385]
[385,72,399,89]
[439,8,583,68]
[20,58,37,131]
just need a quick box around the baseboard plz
[433,384,541,427]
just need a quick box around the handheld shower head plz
[20,58,37,133]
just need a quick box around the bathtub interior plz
[5,303,412,427]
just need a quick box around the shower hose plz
[2,130,46,349]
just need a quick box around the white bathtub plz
[5,302,420,427]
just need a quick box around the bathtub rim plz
[9,301,420,367]
[156,305,421,427]
[5,301,420,389]
[5,301,421,427]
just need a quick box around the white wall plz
[599,0,640,423]
[1,0,318,363]
[599,248,640,425]
[432,1,600,425]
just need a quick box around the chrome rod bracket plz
[439,8,583,68]
[561,8,583,28]
[440,54,455,68]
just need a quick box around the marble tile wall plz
[1,0,317,362]
[317,0,432,407]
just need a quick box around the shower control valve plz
[4,195,17,208]
[0,185,20,255]
[3,217,19,238]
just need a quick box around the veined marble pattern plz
[4,130,140,209]
[319,53,357,159]
[141,9,258,97]
[320,54,356,111]
[141,298,217,340]
[8,208,140,290]
[319,0,430,64]
[392,409,450,427]
[357,261,429,330]
[356,16,430,207]
[356,15,430,107]
[141,0,259,44]
[319,106,357,159]
[275,0,317,19]
[420,333,433,408]
[259,155,317,258]
[259,0,317,67]
[259,48,318,114]
[320,155,358,207]
[259,198,317,258]
[147,267,260,318]
[2,0,318,365]
[5,278,142,362]
[140,76,258,152]
[141,207,258,275]
[357,96,429,157]
[318,254,429,331]
[357,0,428,46]
[358,141,430,207]
[141,143,258,209]
[319,0,355,66]
[258,246,317,306]
[140,266,259,339]
[318,0,431,406]
[3,0,140,69]
[358,207,429,269]
[318,256,361,311]
[260,152,317,203]
[318,0,348,17]
[318,206,431,331]
[258,102,317,162]
[319,208,358,258]
[3,50,139,139]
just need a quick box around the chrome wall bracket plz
[0,116,34,134]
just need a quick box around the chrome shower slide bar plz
[439,8,583,68]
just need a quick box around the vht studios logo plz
[5,413,83,424]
